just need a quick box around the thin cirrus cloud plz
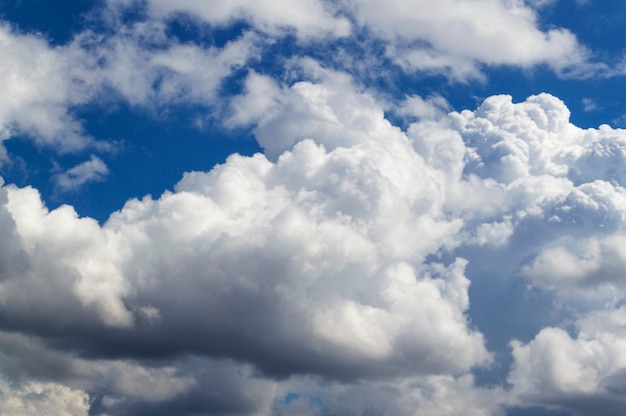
[2,0,626,415]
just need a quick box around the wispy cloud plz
[54,155,109,192]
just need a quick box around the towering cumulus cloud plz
[1,0,626,415]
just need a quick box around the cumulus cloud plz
[4,0,626,414]
[0,23,98,156]
[0,132,489,378]
[348,0,588,79]
[509,306,626,416]
[6,41,626,413]
[0,377,89,416]
[68,21,260,107]
[112,0,597,82]
[0,67,501,414]
[0,15,259,167]
[229,60,412,159]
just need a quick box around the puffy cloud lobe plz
[0,378,89,416]
[450,94,626,188]
[229,62,412,160]
[524,233,626,292]
[0,128,488,380]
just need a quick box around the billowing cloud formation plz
[3,61,626,414]
[0,112,489,379]
[0,0,600,160]
[509,307,626,416]
[3,2,626,414]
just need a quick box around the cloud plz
[108,0,595,82]
[0,23,100,157]
[348,0,588,80]
[0,330,275,416]
[0,377,89,416]
[69,22,261,107]
[0,133,489,378]
[55,155,110,192]
[4,1,626,414]
[393,94,452,121]
[509,306,626,416]
[228,59,413,159]
[0,68,501,414]
[582,97,599,111]
[6,58,626,413]
[131,0,351,39]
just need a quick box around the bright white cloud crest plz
[2,1,626,415]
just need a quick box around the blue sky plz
[2,1,626,415]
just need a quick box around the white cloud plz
[229,61,411,159]
[68,21,260,107]
[136,0,351,39]
[349,0,588,80]
[509,306,626,415]
[0,23,100,157]
[394,94,452,121]
[0,132,489,378]
[0,71,500,409]
[3,183,133,327]
[0,377,89,416]
[110,0,595,81]
[55,155,109,192]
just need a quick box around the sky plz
[2,0,626,415]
